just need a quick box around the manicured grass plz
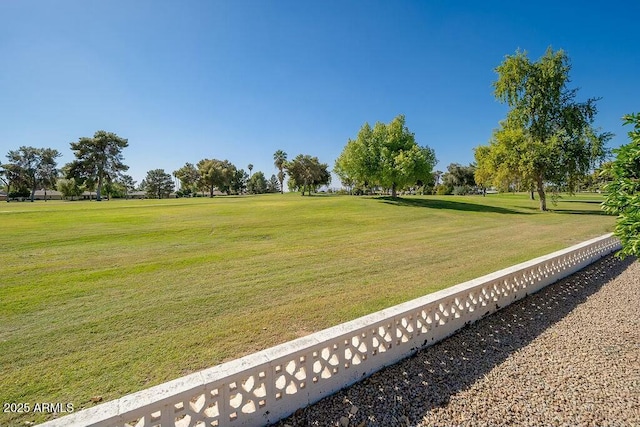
[0,193,613,424]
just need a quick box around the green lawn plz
[0,193,613,425]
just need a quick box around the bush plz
[9,188,30,198]
[453,185,470,195]
[436,185,452,195]
[602,113,640,258]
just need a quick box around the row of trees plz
[171,151,331,197]
[0,131,131,202]
[0,132,333,200]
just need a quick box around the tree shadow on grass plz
[377,196,531,215]
[516,205,610,216]
[277,254,634,427]
[562,199,603,204]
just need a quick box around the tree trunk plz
[391,183,397,198]
[30,187,35,202]
[96,175,103,201]
[530,189,535,200]
[536,176,547,211]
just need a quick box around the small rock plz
[339,416,350,427]
[90,396,103,403]
[350,405,359,415]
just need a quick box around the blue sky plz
[1,0,638,187]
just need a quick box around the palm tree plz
[273,150,287,194]
[248,164,253,178]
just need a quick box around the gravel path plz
[276,254,640,427]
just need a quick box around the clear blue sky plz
[1,0,638,187]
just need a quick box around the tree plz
[142,169,175,199]
[479,47,610,210]
[267,174,280,193]
[117,174,137,199]
[173,163,200,196]
[441,163,477,195]
[335,115,437,197]
[197,159,236,196]
[56,178,83,200]
[247,171,268,194]
[602,113,640,258]
[273,150,287,194]
[3,146,61,201]
[67,131,129,201]
[231,168,248,194]
[286,154,331,196]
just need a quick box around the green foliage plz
[3,146,61,201]
[117,174,137,199]
[477,47,610,210]
[56,178,83,200]
[247,171,268,194]
[335,115,436,197]
[197,159,236,196]
[67,131,129,201]
[231,168,248,195]
[173,163,200,195]
[436,184,452,195]
[273,150,288,194]
[286,154,331,196]
[142,169,175,199]
[442,163,477,190]
[602,113,640,258]
[267,174,280,193]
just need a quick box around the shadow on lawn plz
[377,196,530,215]
[516,205,610,216]
[277,254,634,427]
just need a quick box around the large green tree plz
[197,159,236,196]
[142,169,175,199]
[67,131,129,201]
[3,146,61,201]
[247,171,268,194]
[173,163,200,195]
[286,154,331,196]
[602,113,640,258]
[273,150,288,194]
[335,115,436,197]
[477,47,610,210]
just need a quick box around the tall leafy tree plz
[230,168,248,194]
[602,113,640,258]
[67,130,129,201]
[267,174,280,193]
[335,115,436,197]
[480,47,610,210]
[247,171,268,194]
[173,163,200,195]
[286,154,331,196]
[4,146,61,201]
[197,159,236,196]
[56,178,83,200]
[142,169,175,199]
[248,164,253,178]
[273,150,287,194]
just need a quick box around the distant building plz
[33,189,63,200]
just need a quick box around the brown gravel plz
[275,254,640,427]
